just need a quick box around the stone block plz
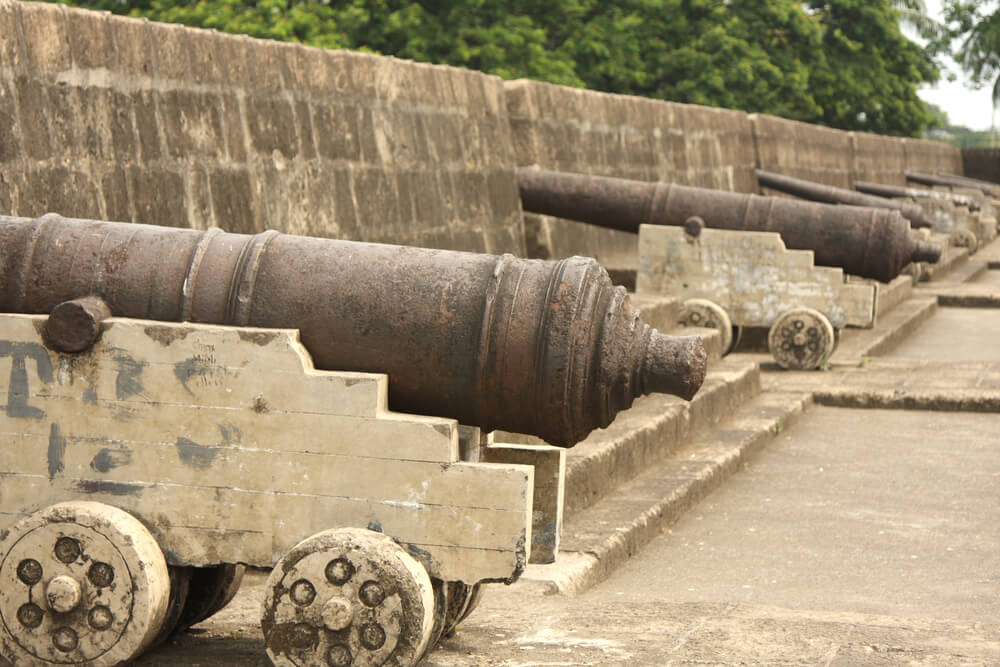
[108,14,154,78]
[330,167,358,239]
[424,112,464,164]
[128,167,186,228]
[407,170,444,225]
[209,168,254,233]
[185,26,226,85]
[21,166,102,219]
[109,90,137,161]
[246,96,298,159]
[101,167,131,222]
[0,80,20,163]
[133,89,162,163]
[152,22,192,82]
[18,0,70,73]
[218,93,246,163]
[0,0,25,70]
[327,50,377,99]
[214,32,252,89]
[13,74,50,160]
[66,6,114,71]
[352,167,400,240]
[0,172,13,214]
[313,103,361,161]
[159,89,226,159]
[186,166,212,230]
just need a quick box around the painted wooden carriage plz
[636,224,878,370]
[0,312,563,666]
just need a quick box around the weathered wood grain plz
[636,225,877,329]
[0,315,535,584]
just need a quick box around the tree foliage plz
[941,1,1000,109]
[59,0,941,136]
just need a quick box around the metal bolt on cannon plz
[0,214,707,447]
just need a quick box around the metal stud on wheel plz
[262,529,435,667]
[678,299,733,355]
[768,307,836,370]
[0,501,170,666]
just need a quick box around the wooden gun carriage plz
[0,313,563,666]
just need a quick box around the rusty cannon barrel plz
[854,180,980,212]
[518,168,941,283]
[0,214,706,447]
[907,171,1000,199]
[755,169,933,229]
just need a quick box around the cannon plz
[0,214,705,447]
[906,171,1000,200]
[0,213,708,666]
[854,180,981,212]
[754,169,934,229]
[518,168,941,283]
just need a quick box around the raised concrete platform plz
[521,390,812,596]
[829,296,937,363]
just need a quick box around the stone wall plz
[0,0,525,254]
[506,79,756,272]
[0,0,967,267]
[962,148,1000,185]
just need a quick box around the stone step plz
[521,390,812,596]
[830,296,938,363]
[561,358,760,518]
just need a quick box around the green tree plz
[804,0,940,136]
[942,1,1000,134]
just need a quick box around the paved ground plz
[973,269,1000,285]
[884,308,1000,362]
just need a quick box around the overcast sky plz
[915,0,994,131]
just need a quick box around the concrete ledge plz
[812,389,1000,412]
[916,283,1000,308]
[830,297,937,362]
[562,359,760,517]
[522,391,812,596]
[874,274,913,318]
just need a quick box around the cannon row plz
[2,160,997,667]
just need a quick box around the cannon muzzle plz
[0,214,706,447]
[907,171,1000,200]
[518,168,940,283]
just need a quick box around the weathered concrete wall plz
[962,148,1000,185]
[751,114,854,190]
[0,0,525,254]
[506,79,756,272]
[905,138,964,177]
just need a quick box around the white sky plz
[914,0,994,131]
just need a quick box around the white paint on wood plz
[636,225,876,329]
[0,315,535,584]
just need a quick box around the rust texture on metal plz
[907,171,1000,199]
[517,169,941,283]
[0,214,707,447]
[854,181,980,212]
[754,169,933,229]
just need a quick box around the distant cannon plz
[906,171,1000,200]
[0,214,706,447]
[754,169,934,229]
[517,168,941,283]
[854,180,980,212]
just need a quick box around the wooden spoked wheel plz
[0,502,170,666]
[768,308,836,370]
[678,299,734,355]
[262,529,435,667]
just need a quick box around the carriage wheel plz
[262,528,435,667]
[0,501,170,666]
[768,308,836,370]
[678,299,734,355]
